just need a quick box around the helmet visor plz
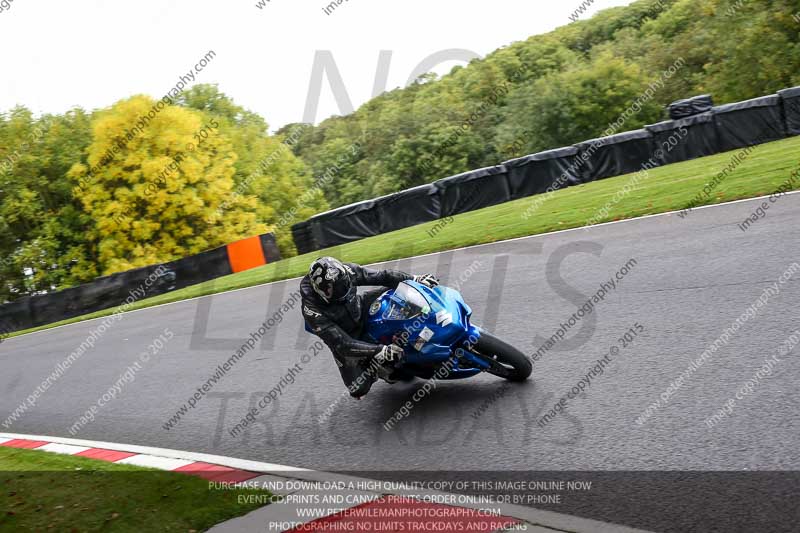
[332,277,355,302]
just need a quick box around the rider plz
[300,257,439,399]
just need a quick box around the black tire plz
[474,331,532,382]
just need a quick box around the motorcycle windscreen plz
[382,282,431,321]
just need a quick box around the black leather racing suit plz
[301,262,412,397]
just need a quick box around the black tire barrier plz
[713,95,786,152]
[376,183,442,235]
[302,166,512,251]
[646,112,720,165]
[291,220,316,256]
[778,87,800,136]
[292,87,800,255]
[292,86,800,255]
[307,197,385,251]
[668,94,714,120]
[434,165,510,218]
[576,129,656,184]
[0,233,281,334]
[259,233,282,263]
[505,146,582,200]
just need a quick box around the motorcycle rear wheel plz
[473,331,532,382]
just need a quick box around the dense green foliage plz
[1,0,798,301]
[290,0,800,206]
[0,89,325,301]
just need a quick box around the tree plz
[686,0,800,101]
[0,107,94,301]
[497,52,663,156]
[178,85,329,255]
[68,95,266,275]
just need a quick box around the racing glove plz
[414,274,439,288]
[376,344,404,363]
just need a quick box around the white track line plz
[10,189,799,342]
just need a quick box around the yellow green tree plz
[178,85,328,256]
[68,95,266,275]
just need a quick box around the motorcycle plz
[364,280,532,382]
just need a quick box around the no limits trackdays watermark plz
[188,242,624,447]
[161,290,302,431]
[530,257,638,365]
[538,323,644,428]
[195,251,591,449]
[205,384,584,451]
[228,338,326,438]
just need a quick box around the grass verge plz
[0,446,271,532]
[9,135,800,339]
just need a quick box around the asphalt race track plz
[3,194,800,532]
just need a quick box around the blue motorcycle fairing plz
[364,281,486,379]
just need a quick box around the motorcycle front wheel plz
[473,331,532,382]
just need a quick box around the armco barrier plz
[504,146,581,200]
[577,129,656,183]
[713,95,786,152]
[291,86,800,254]
[0,233,280,333]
